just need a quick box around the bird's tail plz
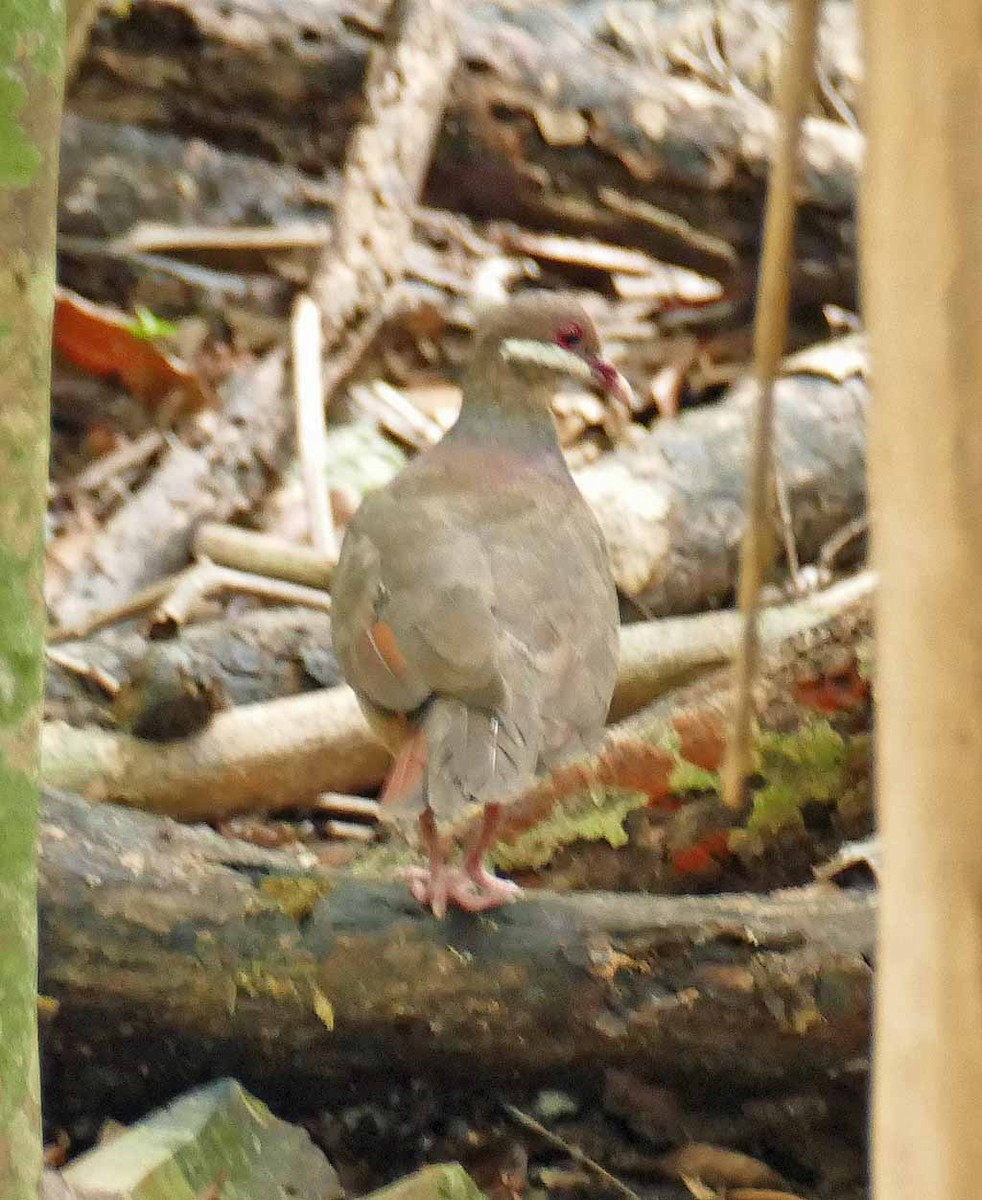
[424,696,539,830]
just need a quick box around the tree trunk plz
[0,2,66,1196]
[862,5,982,1200]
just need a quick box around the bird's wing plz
[331,482,516,718]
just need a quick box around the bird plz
[331,291,629,916]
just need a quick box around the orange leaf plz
[53,288,213,415]
[673,711,727,772]
[671,831,731,875]
[794,664,870,715]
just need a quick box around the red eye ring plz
[557,322,584,350]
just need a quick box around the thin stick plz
[193,523,334,589]
[151,561,332,634]
[501,1104,642,1200]
[291,294,337,558]
[721,0,820,813]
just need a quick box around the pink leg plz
[461,804,522,908]
[402,810,455,918]
[402,806,521,917]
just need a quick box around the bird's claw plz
[400,864,521,918]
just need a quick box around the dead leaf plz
[657,1144,786,1191]
[53,288,213,416]
[782,334,868,383]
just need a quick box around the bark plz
[576,338,869,613]
[45,606,340,729]
[0,2,66,1195]
[38,788,873,1125]
[307,0,459,381]
[68,0,861,303]
[862,7,982,1200]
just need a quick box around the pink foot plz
[400,864,521,917]
[465,861,523,907]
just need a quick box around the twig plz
[51,529,333,644]
[598,186,738,269]
[818,514,868,575]
[774,466,803,586]
[48,572,191,644]
[721,0,820,813]
[120,220,332,256]
[312,793,381,820]
[323,819,377,842]
[291,294,337,558]
[150,561,331,635]
[45,646,121,698]
[193,523,334,589]
[501,1104,642,1200]
[71,429,166,495]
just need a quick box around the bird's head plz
[471,292,634,414]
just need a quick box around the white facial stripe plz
[500,338,593,382]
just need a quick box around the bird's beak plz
[591,358,635,415]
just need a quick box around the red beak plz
[591,358,634,414]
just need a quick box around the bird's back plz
[332,438,618,831]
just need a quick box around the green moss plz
[490,786,647,872]
[668,760,720,795]
[745,719,847,835]
[258,875,332,921]
[0,74,39,189]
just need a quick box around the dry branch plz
[41,685,387,817]
[723,0,819,811]
[38,787,873,1121]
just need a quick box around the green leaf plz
[131,305,179,342]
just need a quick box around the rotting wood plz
[37,788,873,1124]
[54,0,461,631]
[69,0,861,304]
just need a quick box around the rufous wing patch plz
[364,620,411,679]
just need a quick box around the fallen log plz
[40,575,871,819]
[70,0,861,303]
[45,606,340,729]
[38,787,873,1126]
[577,336,869,613]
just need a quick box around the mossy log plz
[39,788,872,1128]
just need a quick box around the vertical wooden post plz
[863,6,982,1198]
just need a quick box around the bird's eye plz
[557,323,584,350]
